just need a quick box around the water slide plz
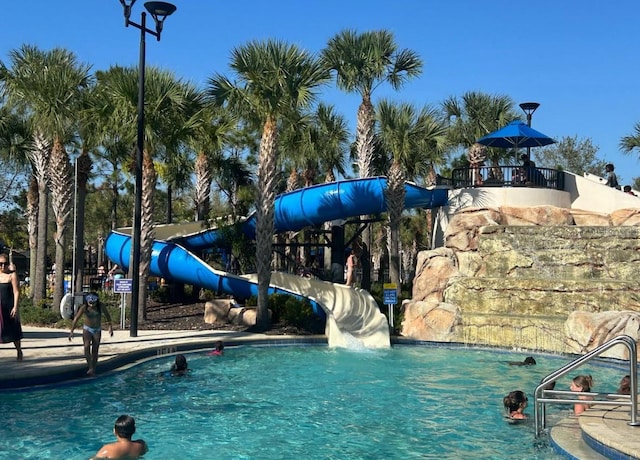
[105,177,449,348]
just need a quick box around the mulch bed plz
[136,301,311,335]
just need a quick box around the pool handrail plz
[533,334,639,437]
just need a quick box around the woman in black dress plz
[0,253,22,361]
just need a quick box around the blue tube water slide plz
[105,178,448,331]
[172,177,448,250]
[105,232,325,315]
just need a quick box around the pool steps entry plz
[533,334,639,437]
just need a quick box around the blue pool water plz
[0,346,626,459]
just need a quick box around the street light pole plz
[519,102,540,162]
[118,0,176,337]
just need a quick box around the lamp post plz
[519,102,540,162]
[118,0,176,337]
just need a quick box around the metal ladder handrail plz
[533,334,639,437]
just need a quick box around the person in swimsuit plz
[503,390,528,420]
[570,374,594,415]
[0,253,22,361]
[170,354,189,376]
[617,375,631,395]
[92,414,148,460]
[207,340,224,356]
[69,292,113,376]
[345,249,357,287]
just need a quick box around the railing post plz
[534,335,639,437]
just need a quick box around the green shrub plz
[19,304,63,327]
[19,293,121,329]
[149,285,171,303]
[268,293,320,331]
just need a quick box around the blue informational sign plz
[113,278,133,294]
[383,283,398,305]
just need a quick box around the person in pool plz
[507,356,536,366]
[92,414,148,460]
[570,374,594,415]
[207,340,224,356]
[69,292,113,376]
[170,354,189,376]
[617,375,631,395]
[503,390,529,420]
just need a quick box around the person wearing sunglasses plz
[69,292,113,376]
[0,253,22,361]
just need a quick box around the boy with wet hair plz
[92,415,148,459]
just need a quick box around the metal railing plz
[450,166,564,190]
[533,334,639,437]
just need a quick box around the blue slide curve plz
[105,177,448,325]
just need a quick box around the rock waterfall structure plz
[402,205,640,357]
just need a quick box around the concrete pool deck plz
[0,326,325,389]
[1,326,638,459]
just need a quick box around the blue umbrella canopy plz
[477,120,556,149]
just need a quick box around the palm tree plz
[376,100,447,291]
[442,91,520,165]
[189,103,237,221]
[322,29,423,178]
[1,45,91,307]
[155,81,203,224]
[620,122,640,158]
[0,107,32,262]
[313,103,350,183]
[207,39,330,331]
[2,56,48,304]
[307,103,350,273]
[322,29,422,289]
[213,124,259,221]
[70,83,107,294]
[96,65,193,320]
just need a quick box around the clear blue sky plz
[2,0,640,183]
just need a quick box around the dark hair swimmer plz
[170,354,189,376]
[507,356,536,366]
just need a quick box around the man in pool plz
[92,415,148,459]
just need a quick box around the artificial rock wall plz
[402,205,640,357]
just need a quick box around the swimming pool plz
[0,345,625,459]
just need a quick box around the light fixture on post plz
[117,0,176,337]
[519,102,540,162]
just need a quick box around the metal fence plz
[449,166,564,190]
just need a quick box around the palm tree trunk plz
[255,117,278,331]
[29,133,50,306]
[137,150,157,322]
[373,224,386,283]
[74,150,92,293]
[110,160,119,231]
[385,160,405,294]
[194,151,211,221]
[49,138,73,310]
[26,177,38,298]
[356,96,375,290]
[166,183,172,224]
[283,168,299,271]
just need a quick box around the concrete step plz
[550,417,608,460]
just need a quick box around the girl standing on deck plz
[69,292,113,376]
